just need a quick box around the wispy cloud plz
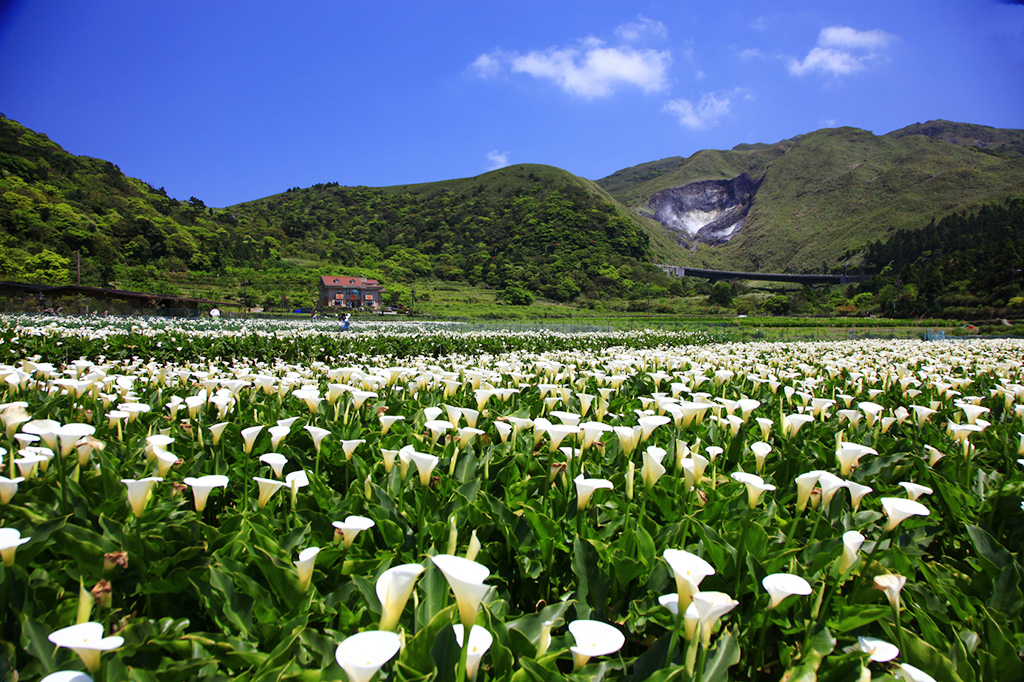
[486,150,510,170]
[469,22,671,99]
[788,25,897,76]
[615,15,668,43]
[662,92,732,129]
[662,87,753,129]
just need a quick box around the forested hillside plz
[858,198,1024,317]
[230,165,675,303]
[0,115,241,285]
[0,115,678,306]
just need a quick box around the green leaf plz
[703,625,741,682]
[572,536,607,620]
[965,525,1014,573]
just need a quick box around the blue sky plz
[1,0,1022,207]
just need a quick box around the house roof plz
[319,275,383,289]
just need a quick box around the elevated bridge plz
[655,265,871,286]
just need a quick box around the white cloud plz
[469,25,671,99]
[737,47,766,60]
[509,43,670,98]
[662,92,732,129]
[470,52,504,79]
[789,25,897,77]
[819,26,894,50]
[486,150,510,170]
[615,15,668,43]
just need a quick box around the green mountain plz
[3,112,1023,311]
[597,122,1024,273]
[0,115,683,305]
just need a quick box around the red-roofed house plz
[318,275,386,311]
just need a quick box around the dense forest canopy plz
[0,115,674,305]
[859,197,1024,317]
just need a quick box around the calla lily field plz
[0,315,1022,682]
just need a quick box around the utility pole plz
[411,285,416,315]
[77,250,81,286]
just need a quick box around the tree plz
[24,249,71,285]
[708,281,735,307]
[498,285,533,306]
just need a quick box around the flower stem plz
[734,506,754,594]
[456,628,470,682]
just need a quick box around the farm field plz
[0,315,1022,682]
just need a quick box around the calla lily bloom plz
[692,591,739,647]
[840,530,865,574]
[334,630,401,682]
[613,425,642,456]
[873,573,907,611]
[294,546,320,592]
[376,563,426,630]
[121,477,162,518]
[579,421,612,451]
[546,423,578,452]
[332,515,375,548]
[846,481,872,512]
[0,475,25,505]
[267,424,290,448]
[663,549,715,605]
[424,419,453,445]
[453,624,493,681]
[47,622,124,673]
[432,554,491,633]
[182,475,229,512]
[574,474,613,510]
[762,573,813,609]
[152,447,178,477]
[795,470,824,513]
[836,442,877,476]
[341,439,366,460]
[857,636,899,662]
[240,425,264,454]
[642,446,667,489]
[858,401,884,427]
[379,415,404,435]
[494,421,513,444]
[568,619,625,670]
[208,422,229,445]
[259,453,288,478]
[253,476,288,508]
[0,527,31,566]
[638,414,671,442]
[817,472,848,507]
[304,426,331,454]
[57,423,95,458]
[408,448,439,486]
[750,442,772,473]
[899,481,933,500]
[923,444,945,467]
[881,497,930,531]
[783,413,814,437]
[731,472,776,508]
[911,405,937,427]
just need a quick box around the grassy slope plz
[598,125,1024,272]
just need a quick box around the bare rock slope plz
[641,173,760,246]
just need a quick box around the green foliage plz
[707,282,734,307]
[0,323,1020,682]
[497,285,534,306]
[859,197,1024,317]
[599,125,1024,273]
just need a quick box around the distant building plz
[318,275,385,311]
